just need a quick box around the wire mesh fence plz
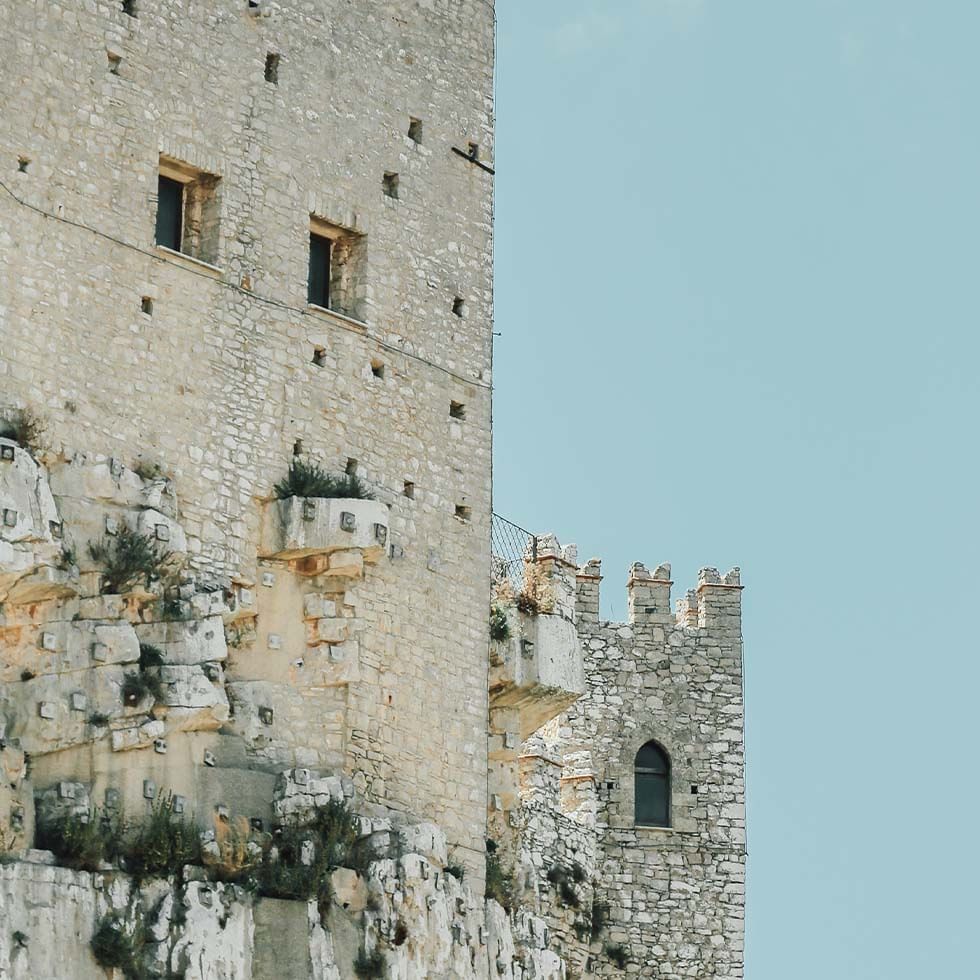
[491,513,537,595]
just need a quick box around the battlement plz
[574,554,743,634]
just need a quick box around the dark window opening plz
[408,117,423,144]
[371,361,385,379]
[382,172,399,200]
[108,53,121,74]
[449,401,466,420]
[140,296,153,315]
[452,296,465,318]
[293,439,303,456]
[155,175,184,252]
[635,740,670,828]
[467,142,480,160]
[17,157,29,173]
[455,504,472,522]
[264,53,280,84]
[403,481,415,499]
[312,346,327,367]
[345,458,358,476]
[308,232,332,308]
[122,0,137,16]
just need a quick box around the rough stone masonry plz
[0,2,745,977]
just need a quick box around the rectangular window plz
[635,772,670,827]
[308,233,332,308]
[155,176,183,251]
[307,215,367,321]
[155,156,222,265]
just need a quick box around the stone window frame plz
[616,729,696,836]
[307,214,368,324]
[155,155,223,269]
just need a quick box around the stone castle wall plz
[0,0,496,867]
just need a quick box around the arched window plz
[635,740,671,827]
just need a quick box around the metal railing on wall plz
[491,512,537,595]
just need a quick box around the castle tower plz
[0,0,495,872]
[564,561,747,976]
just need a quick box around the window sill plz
[306,303,369,334]
[154,245,223,277]
[635,825,696,836]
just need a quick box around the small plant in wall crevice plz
[604,942,629,969]
[0,407,47,457]
[484,838,515,911]
[88,525,172,595]
[90,915,145,979]
[353,947,385,979]
[489,603,510,642]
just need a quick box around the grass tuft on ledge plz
[273,459,374,500]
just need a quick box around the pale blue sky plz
[492,2,979,976]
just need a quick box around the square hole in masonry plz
[143,779,157,800]
[454,504,472,522]
[294,768,310,785]
[154,738,167,755]
[154,523,170,542]
[250,817,264,832]
[3,509,17,527]
[259,706,274,726]
[340,511,356,532]
[172,795,186,814]
[374,523,387,545]
[312,345,327,367]
[302,499,317,522]
[49,520,63,538]
[141,296,153,315]
[264,52,280,84]
[0,445,15,462]
[408,117,423,144]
